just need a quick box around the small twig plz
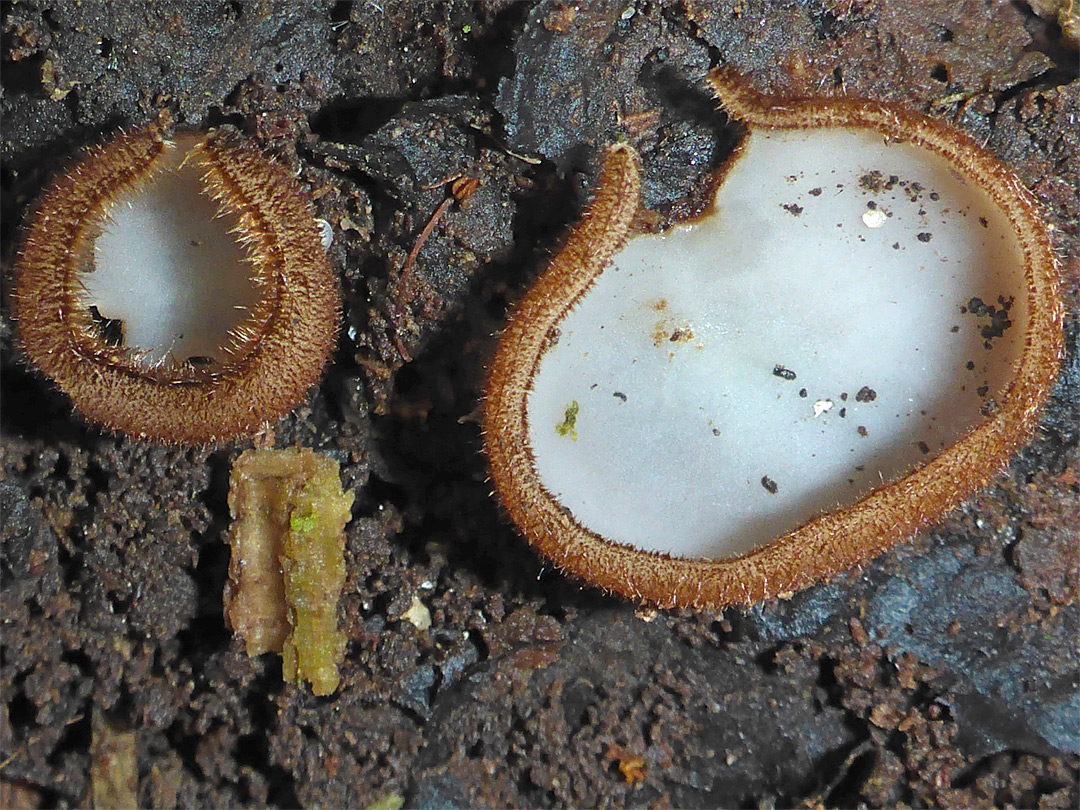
[392,333,413,363]
[398,197,455,296]
[396,175,481,307]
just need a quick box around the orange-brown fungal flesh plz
[13,118,340,445]
[482,70,1063,610]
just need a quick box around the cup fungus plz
[483,69,1063,609]
[12,115,340,444]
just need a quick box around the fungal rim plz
[12,114,341,445]
[482,68,1063,609]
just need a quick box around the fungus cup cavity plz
[13,115,340,444]
[483,69,1063,609]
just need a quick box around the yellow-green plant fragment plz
[281,470,353,695]
[366,793,406,810]
[225,455,291,655]
[225,448,354,695]
[91,708,137,810]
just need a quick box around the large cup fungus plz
[484,69,1063,609]
[13,115,339,445]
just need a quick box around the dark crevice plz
[8,689,37,726]
[1016,0,1080,79]
[816,655,845,708]
[329,1,350,24]
[309,97,424,146]
[0,52,46,94]
[754,645,782,674]
[45,706,91,766]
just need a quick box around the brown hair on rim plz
[482,73,1063,610]
[13,118,341,445]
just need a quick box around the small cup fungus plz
[13,115,340,444]
[484,69,1063,609]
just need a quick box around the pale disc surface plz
[85,143,258,366]
[528,127,1029,560]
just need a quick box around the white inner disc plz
[84,139,259,367]
[527,127,1029,560]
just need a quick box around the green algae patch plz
[555,400,580,440]
[225,448,354,696]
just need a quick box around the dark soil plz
[2,1,1078,807]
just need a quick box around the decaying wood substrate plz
[225,448,354,696]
